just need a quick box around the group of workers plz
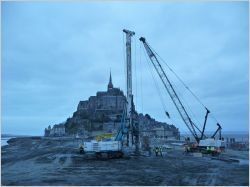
[153,146,164,157]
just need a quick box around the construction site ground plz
[1,137,249,186]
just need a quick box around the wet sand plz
[1,137,249,186]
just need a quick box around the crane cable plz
[148,43,219,123]
[141,44,180,127]
[141,44,201,133]
[133,36,138,110]
[139,43,144,113]
[142,45,168,114]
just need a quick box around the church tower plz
[107,71,113,90]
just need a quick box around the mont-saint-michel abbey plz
[44,72,180,148]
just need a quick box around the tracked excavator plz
[139,37,225,155]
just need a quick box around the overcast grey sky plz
[2,2,249,135]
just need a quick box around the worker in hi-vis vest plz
[159,146,163,157]
[154,146,159,157]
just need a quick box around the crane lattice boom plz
[140,37,202,142]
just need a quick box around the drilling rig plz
[80,29,139,158]
[123,29,139,154]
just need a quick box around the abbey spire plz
[108,71,113,90]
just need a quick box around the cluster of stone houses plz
[44,124,65,137]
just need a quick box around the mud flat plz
[1,137,249,186]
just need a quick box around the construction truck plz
[140,37,225,155]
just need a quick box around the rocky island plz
[44,72,180,146]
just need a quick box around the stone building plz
[44,124,65,137]
[77,72,126,113]
[44,125,51,137]
[138,113,180,149]
[50,124,65,136]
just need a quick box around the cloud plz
[2,1,248,135]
